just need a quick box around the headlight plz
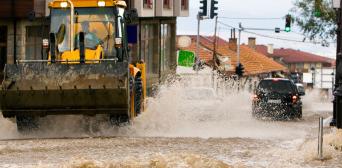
[60,2,68,8]
[98,1,106,7]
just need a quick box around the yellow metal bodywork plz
[46,0,145,121]
[48,45,103,64]
[49,0,126,8]
[58,45,103,63]
[129,63,147,118]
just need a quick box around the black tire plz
[297,108,303,119]
[252,106,261,119]
[16,116,39,134]
[109,114,129,126]
[134,75,143,116]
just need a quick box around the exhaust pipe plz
[49,33,57,63]
[79,32,85,64]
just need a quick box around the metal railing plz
[16,58,118,64]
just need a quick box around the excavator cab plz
[0,0,144,132]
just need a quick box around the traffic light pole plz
[195,13,201,71]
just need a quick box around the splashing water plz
[0,67,341,168]
[0,67,333,140]
[125,69,325,139]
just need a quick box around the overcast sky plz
[177,0,336,59]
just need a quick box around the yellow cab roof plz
[49,0,126,8]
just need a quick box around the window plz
[160,24,171,72]
[181,0,188,10]
[141,24,159,75]
[258,80,295,94]
[74,8,116,57]
[163,0,171,9]
[143,0,153,9]
[25,26,49,60]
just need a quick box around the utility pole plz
[195,0,207,71]
[213,16,218,68]
[237,23,242,65]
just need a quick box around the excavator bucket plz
[0,62,129,118]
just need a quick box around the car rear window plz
[258,80,295,94]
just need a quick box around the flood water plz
[0,69,341,167]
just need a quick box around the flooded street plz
[0,74,341,167]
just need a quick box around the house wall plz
[174,0,189,17]
[156,0,174,17]
[0,19,48,64]
[0,0,34,18]
[134,0,155,17]
[287,62,323,73]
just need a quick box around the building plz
[0,0,190,94]
[256,44,335,85]
[256,45,335,73]
[177,35,287,77]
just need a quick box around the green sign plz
[178,50,195,67]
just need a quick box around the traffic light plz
[285,14,291,32]
[314,0,321,17]
[235,63,245,77]
[199,0,207,17]
[210,0,218,19]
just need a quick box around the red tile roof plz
[256,45,335,66]
[177,36,288,76]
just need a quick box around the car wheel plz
[297,108,302,119]
[252,107,261,119]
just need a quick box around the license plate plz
[268,99,281,104]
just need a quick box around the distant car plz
[252,78,304,119]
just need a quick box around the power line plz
[219,16,283,20]
[217,21,335,45]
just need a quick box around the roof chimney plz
[267,44,274,54]
[228,38,237,52]
[248,37,256,50]
[228,29,237,51]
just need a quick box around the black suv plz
[252,78,304,119]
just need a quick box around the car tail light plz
[252,94,259,101]
[292,95,298,103]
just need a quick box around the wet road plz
[0,77,341,167]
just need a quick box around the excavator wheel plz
[108,76,134,126]
[109,115,129,126]
[16,116,40,134]
[134,75,143,116]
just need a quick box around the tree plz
[291,0,336,46]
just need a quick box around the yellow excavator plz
[0,0,145,132]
